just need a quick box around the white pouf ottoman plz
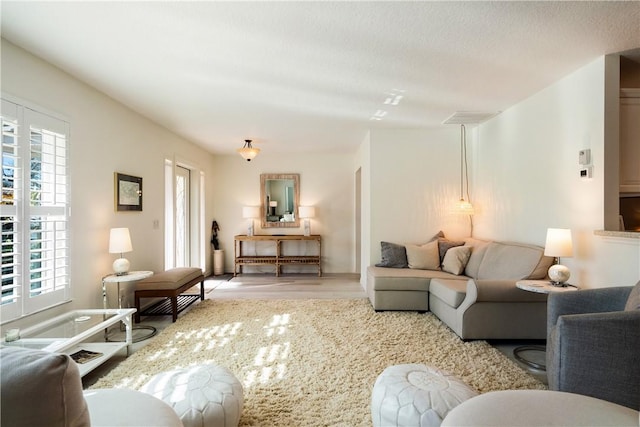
[141,364,244,427]
[371,364,478,427]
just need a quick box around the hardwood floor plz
[207,273,365,299]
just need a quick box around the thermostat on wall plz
[579,149,591,165]
[580,166,593,179]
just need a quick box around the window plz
[1,98,70,323]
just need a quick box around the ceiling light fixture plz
[237,139,260,162]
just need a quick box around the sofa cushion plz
[442,246,472,275]
[406,240,440,270]
[430,278,469,308]
[477,242,551,280]
[463,238,491,279]
[437,238,465,264]
[367,266,461,291]
[375,241,408,268]
[624,280,640,311]
[0,346,90,427]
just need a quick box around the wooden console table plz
[234,235,322,277]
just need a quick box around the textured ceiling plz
[2,1,640,155]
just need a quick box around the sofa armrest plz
[547,310,640,410]
[547,287,633,332]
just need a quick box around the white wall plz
[1,39,218,329]
[209,152,355,274]
[361,127,473,285]
[474,56,639,288]
[360,58,638,290]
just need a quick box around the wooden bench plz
[134,267,205,323]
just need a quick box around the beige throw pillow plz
[406,240,440,270]
[442,246,472,275]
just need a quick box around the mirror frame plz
[260,173,300,228]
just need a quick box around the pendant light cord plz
[461,124,474,236]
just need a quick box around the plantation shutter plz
[1,98,71,321]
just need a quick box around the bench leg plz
[171,297,178,322]
[200,279,205,300]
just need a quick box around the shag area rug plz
[92,299,545,426]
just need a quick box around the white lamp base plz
[113,257,130,276]
[548,264,570,286]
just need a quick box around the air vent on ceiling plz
[442,111,499,125]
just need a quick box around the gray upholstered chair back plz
[546,283,640,410]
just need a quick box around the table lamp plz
[298,206,316,236]
[544,228,573,286]
[269,200,278,216]
[242,206,260,236]
[109,227,133,275]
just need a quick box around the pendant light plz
[237,139,260,162]
[455,124,474,215]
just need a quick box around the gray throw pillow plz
[624,280,640,311]
[437,238,465,264]
[375,241,408,268]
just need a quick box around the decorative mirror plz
[260,173,300,228]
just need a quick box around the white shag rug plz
[91,299,545,426]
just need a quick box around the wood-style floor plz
[206,273,365,299]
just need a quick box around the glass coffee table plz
[2,308,136,377]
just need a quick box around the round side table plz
[514,280,579,370]
[102,271,157,343]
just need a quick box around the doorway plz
[175,165,191,267]
[355,167,362,275]
[165,159,204,271]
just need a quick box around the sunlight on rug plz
[92,299,545,426]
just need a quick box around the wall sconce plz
[242,206,260,236]
[298,206,316,236]
[109,227,133,275]
[237,139,260,162]
[544,228,573,286]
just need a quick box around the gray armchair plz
[546,283,640,410]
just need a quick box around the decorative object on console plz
[298,206,315,236]
[242,206,260,236]
[237,139,260,162]
[109,227,133,275]
[269,200,278,216]
[544,228,573,286]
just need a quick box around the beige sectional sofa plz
[367,237,554,340]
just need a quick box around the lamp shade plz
[453,199,475,215]
[242,206,261,219]
[544,228,573,257]
[237,140,260,161]
[298,206,316,219]
[269,201,278,207]
[109,228,132,254]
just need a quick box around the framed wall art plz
[115,172,143,211]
